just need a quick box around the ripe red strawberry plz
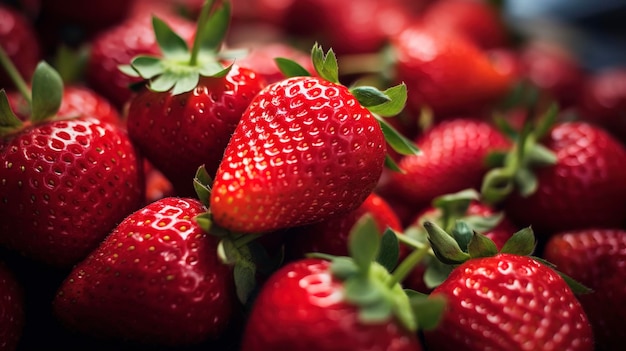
[210,44,417,233]
[422,223,593,351]
[0,4,41,90]
[379,118,511,210]
[0,260,24,351]
[124,1,266,197]
[390,24,515,118]
[543,228,626,351]
[85,9,195,108]
[0,63,145,267]
[53,196,236,346]
[284,192,404,261]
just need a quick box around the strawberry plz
[378,118,511,211]
[210,43,418,233]
[543,228,626,351]
[0,62,144,267]
[0,3,41,90]
[53,196,236,346]
[390,24,515,118]
[284,192,404,261]
[0,260,24,351]
[241,216,444,351]
[482,112,626,237]
[236,42,315,84]
[124,0,266,197]
[422,223,593,351]
[85,8,195,108]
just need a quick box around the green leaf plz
[451,221,473,253]
[198,62,232,78]
[492,113,519,140]
[534,103,558,139]
[172,71,200,95]
[467,231,498,258]
[424,221,470,265]
[359,299,394,324]
[275,57,311,78]
[376,229,400,272]
[130,56,165,79]
[367,83,407,117]
[198,0,231,55]
[350,86,391,107]
[0,90,23,133]
[193,212,213,234]
[153,16,189,59]
[311,43,339,84]
[514,167,538,197]
[409,293,446,331]
[376,116,421,156]
[526,144,557,167]
[31,62,63,123]
[148,71,179,92]
[384,154,404,173]
[500,227,536,256]
[344,277,382,305]
[193,165,212,206]
[463,213,504,234]
[234,258,257,304]
[348,214,381,273]
[329,256,359,280]
[424,258,454,289]
[118,64,141,77]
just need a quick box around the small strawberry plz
[53,196,236,346]
[378,118,511,210]
[0,3,41,90]
[241,215,445,351]
[422,223,593,351]
[0,61,145,267]
[544,228,626,351]
[210,43,418,233]
[0,260,24,351]
[124,0,266,197]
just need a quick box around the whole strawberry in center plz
[210,44,417,233]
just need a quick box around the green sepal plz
[500,227,536,256]
[376,228,400,272]
[514,167,538,197]
[367,83,407,117]
[484,150,508,168]
[534,103,559,140]
[450,221,473,253]
[198,62,232,78]
[384,154,404,173]
[423,257,454,289]
[31,62,63,123]
[0,90,23,135]
[118,64,141,77]
[311,43,339,84]
[359,298,393,324]
[406,290,446,331]
[233,254,256,304]
[328,256,360,279]
[350,86,391,107]
[344,277,384,305]
[193,212,213,234]
[193,165,213,207]
[424,221,470,265]
[198,0,231,56]
[153,16,189,60]
[349,214,380,274]
[275,57,312,78]
[376,115,420,156]
[149,71,179,92]
[463,213,504,234]
[531,256,593,294]
[480,167,516,204]
[130,56,165,79]
[467,231,499,258]
[432,189,478,229]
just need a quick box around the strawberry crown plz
[276,43,421,172]
[120,0,242,95]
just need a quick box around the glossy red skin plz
[384,118,511,209]
[126,64,266,197]
[425,253,593,351]
[391,25,514,117]
[8,86,122,126]
[544,229,626,351]
[284,192,404,261]
[504,122,626,236]
[236,42,315,84]
[0,117,145,267]
[85,12,195,108]
[241,258,421,351]
[0,4,40,89]
[53,197,235,346]
[211,76,386,233]
[0,261,24,351]
[420,0,508,49]
[577,68,626,143]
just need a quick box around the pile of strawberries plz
[1,0,625,350]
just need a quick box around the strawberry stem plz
[387,242,431,288]
[189,0,216,66]
[0,45,32,105]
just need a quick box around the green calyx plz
[275,43,420,172]
[480,104,559,205]
[309,214,444,332]
[120,0,239,95]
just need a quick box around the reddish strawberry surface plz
[53,197,235,346]
[0,261,24,351]
[236,42,315,84]
[544,229,626,351]
[0,117,145,267]
[126,64,265,196]
[380,118,511,210]
[210,75,386,233]
[0,4,41,90]
[504,122,626,236]
[241,258,421,351]
[424,253,593,351]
